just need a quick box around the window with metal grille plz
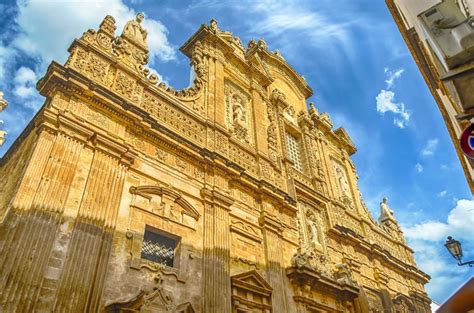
[286,132,303,171]
[141,226,180,267]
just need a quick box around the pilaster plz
[201,187,234,313]
[259,202,289,313]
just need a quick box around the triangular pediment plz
[231,270,272,292]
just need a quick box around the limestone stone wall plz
[0,13,431,313]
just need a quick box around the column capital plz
[201,187,234,210]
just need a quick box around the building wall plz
[0,14,431,312]
[387,0,474,193]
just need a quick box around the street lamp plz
[445,236,474,267]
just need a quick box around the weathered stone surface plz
[0,14,431,313]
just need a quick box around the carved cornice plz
[37,108,135,165]
[329,225,430,284]
[286,266,360,301]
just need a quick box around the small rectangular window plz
[286,132,303,171]
[141,226,180,267]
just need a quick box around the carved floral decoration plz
[69,14,209,115]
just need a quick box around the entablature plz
[329,226,430,285]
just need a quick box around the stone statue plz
[209,18,219,32]
[335,165,351,199]
[306,211,320,245]
[123,12,148,45]
[378,197,395,223]
[232,96,246,127]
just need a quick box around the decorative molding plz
[230,218,262,243]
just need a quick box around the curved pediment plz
[246,40,312,100]
[130,185,200,226]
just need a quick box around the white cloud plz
[421,138,439,157]
[415,163,423,173]
[437,190,447,197]
[403,199,474,242]
[252,10,350,46]
[376,68,410,128]
[0,45,9,82]
[13,0,175,69]
[375,89,411,128]
[13,66,37,99]
[225,0,358,54]
[384,67,404,89]
[402,199,474,301]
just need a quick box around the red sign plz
[460,124,474,159]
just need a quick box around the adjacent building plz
[386,0,474,192]
[0,13,431,312]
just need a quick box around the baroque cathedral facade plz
[0,13,431,313]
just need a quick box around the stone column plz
[201,187,233,313]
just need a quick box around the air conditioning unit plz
[419,0,474,70]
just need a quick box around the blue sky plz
[0,0,472,304]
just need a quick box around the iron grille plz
[286,132,303,171]
[141,228,179,267]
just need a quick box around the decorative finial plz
[0,91,7,113]
[99,15,116,36]
[0,91,7,147]
[0,125,5,146]
[247,39,257,49]
[122,12,148,47]
[273,50,284,59]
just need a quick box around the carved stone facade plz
[0,14,431,312]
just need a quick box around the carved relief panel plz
[225,80,253,145]
[365,289,385,313]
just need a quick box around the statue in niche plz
[335,164,351,200]
[306,210,321,246]
[378,197,395,223]
[227,93,249,143]
[123,12,148,44]
[232,95,246,127]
